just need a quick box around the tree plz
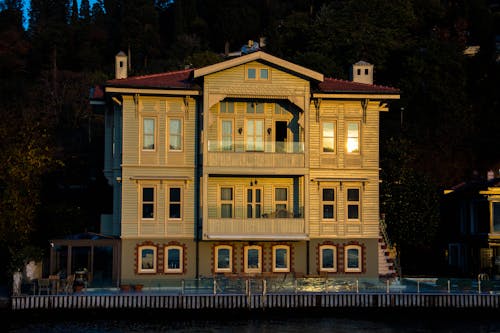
[380,137,441,275]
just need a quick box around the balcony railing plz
[208,140,304,153]
[205,209,306,240]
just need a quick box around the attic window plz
[246,66,269,80]
[357,69,361,75]
[364,69,369,75]
[120,61,124,68]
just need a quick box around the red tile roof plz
[106,69,195,90]
[318,78,400,94]
[99,69,399,95]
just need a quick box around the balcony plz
[204,208,307,240]
[206,140,305,169]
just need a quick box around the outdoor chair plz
[37,278,50,295]
[61,274,75,294]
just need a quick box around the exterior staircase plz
[378,219,399,279]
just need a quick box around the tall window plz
[345,245,362,272]
[214,245,232,273]
[272,245,290,273]
[164,246,183,273]
[220,187,233,218]
[168,187,181,219]
[347,188,360,220]
[246,119,264,151]
[142,187,155,219]
[169,118,182,151]
[322,122,335,153]
[138,245,156,273]
[244,245,262,273]
[247,188,262,218]
[346,122,359,153]
[322,188,335,220]
[275,188,288,217]
[494,202,500,233]
[143,118,155,150]
[319,245,337,272]
[221,120,233,151]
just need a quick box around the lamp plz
[267,128,272,135]
[238,128,243,134]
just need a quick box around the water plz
[7,309,500,333]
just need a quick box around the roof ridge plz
[323,77,397,90]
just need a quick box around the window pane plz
[347,189,359,201]
[169,119,182,150]
[347,122,359,153]
[260,68,268,79]
[347,248,359,269]
[170,188,180,201]
[141,249,154,270]
[322,248,334,269]
[348,205,359,219]
[247,204,253,218]
[221,188,233,200]
[323,205,334,219]
[248,68,256,79]
[255,189,261,203]
[275,248,288,269]
[217,248,230,269]
[322,122,334,152]
[143,204,154,218]
[323,189,334,201]
[221,204,232,218]
[222,120,233,151]
[143,188,154,201]
[143,119,155,150]
[167,249,180,269]
[247,249,259,268]
[275,188,287,201]
[169,204,181,218]
[256,103,264,113]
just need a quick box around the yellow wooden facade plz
[101,51,399,283]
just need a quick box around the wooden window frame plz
[220,186,234,218]
[244,245,262,274]
[167,186,182,220]
[274,187,289,217]
[141,185,156,220]
[321,187,336,221]
[138,245,157,274]
[319,245,337,273]
[214,245,233,273]
[272,245,290,273]
[246,186,263,218]
[321,121,336,153]
[346,187,361,221]
[245,118,264,151]
[168,117,183,152]
[142,117,156,151]
[344,245,362,273]
[164,245,183,274]
[346,121,360,154]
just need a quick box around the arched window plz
[214,245,233,273]
[319,245,337,272]
[164,245,183,273]
[272,245,290,273]
[137,245,157,273]
[344,245,362,273]
[244,245,262,274]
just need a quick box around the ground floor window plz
[138,245,157,273]
[272,245,290,272]
[244,245,262,273]
[214,245,233,273]
[319,245,337,272]
[344,245,362,273]
[164,245,183,273]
